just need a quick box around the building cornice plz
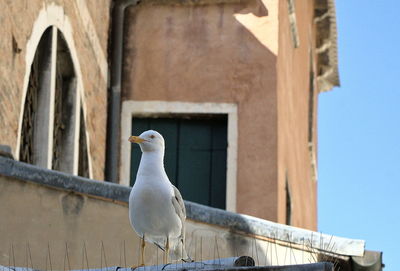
[314,0,340,92]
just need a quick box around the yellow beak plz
[128,136,147,143]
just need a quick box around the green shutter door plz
[130,116,227,209]
[178,119,212,206]
[209,121,227,209]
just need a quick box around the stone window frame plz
[120,100,238,212]
[15,4,93,178]
[287,0,300,48]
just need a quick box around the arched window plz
[19,26,89,178]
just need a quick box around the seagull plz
[128,130,191,266]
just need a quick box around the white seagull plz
[128,130,191,266]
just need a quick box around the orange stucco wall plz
[122,0,280,221]
[276,0,317,230]
[121,0,319,226]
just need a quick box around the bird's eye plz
[149,135,155,139]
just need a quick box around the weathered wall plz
[0,174,318,269]
[0,0,110,180]
[276,1,317,230]
[122,0,280,221]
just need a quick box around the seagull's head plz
[128,130,165,152]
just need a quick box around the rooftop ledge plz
[0,156,363,258]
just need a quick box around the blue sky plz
[318,1,399,271]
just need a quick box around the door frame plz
[120,100,238,212]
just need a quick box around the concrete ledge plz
[0,156,130,203]
[0,157,364,257]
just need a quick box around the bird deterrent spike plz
[137,238,140,267]
[8,244,11,268]
[283,238,288,265]
[200,236,203,263]
[181,240,184,269]
[101,241,108,270]
[269,238,272,266]
[124,240,127,268]
[45,245,48,271]
[12,243,16,269]
[100,242,103,271]
[319,232,324,255]
[254,238,260,266]
[250,238,254,265]
[119,242,122,267]
[64,242,71,271]
[214,236,221,266]
[288,234,297,265]
[82,241,89,269]
[25,242,28,271]
[156,243,159,270]
[47,242,53,271]
[81,242,85,271]
[234,239,238,259]
[194,235,198,262]
[26,241,34,270]
[84,241,90,270]
[272,232,279,266]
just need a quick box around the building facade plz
[0,0,339,230]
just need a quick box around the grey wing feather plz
[171,185,192,262]
[171,185,186,220]
[171,185,186,237]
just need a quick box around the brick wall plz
[0,0,111,180]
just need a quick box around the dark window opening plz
[19,53,39,164]
[19,28,53,166]
[130,115,228,209]
[78,108,90,178]
[308,69,315,143]
[285,176,292,226]
[52,32,77,173]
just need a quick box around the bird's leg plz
[140,235,146,266]
[163,237,169,265]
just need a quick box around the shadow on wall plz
[234,0,269,17]
[122,0,277,104]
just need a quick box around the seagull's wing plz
[171,186,192,262]
[171,185,186,237]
